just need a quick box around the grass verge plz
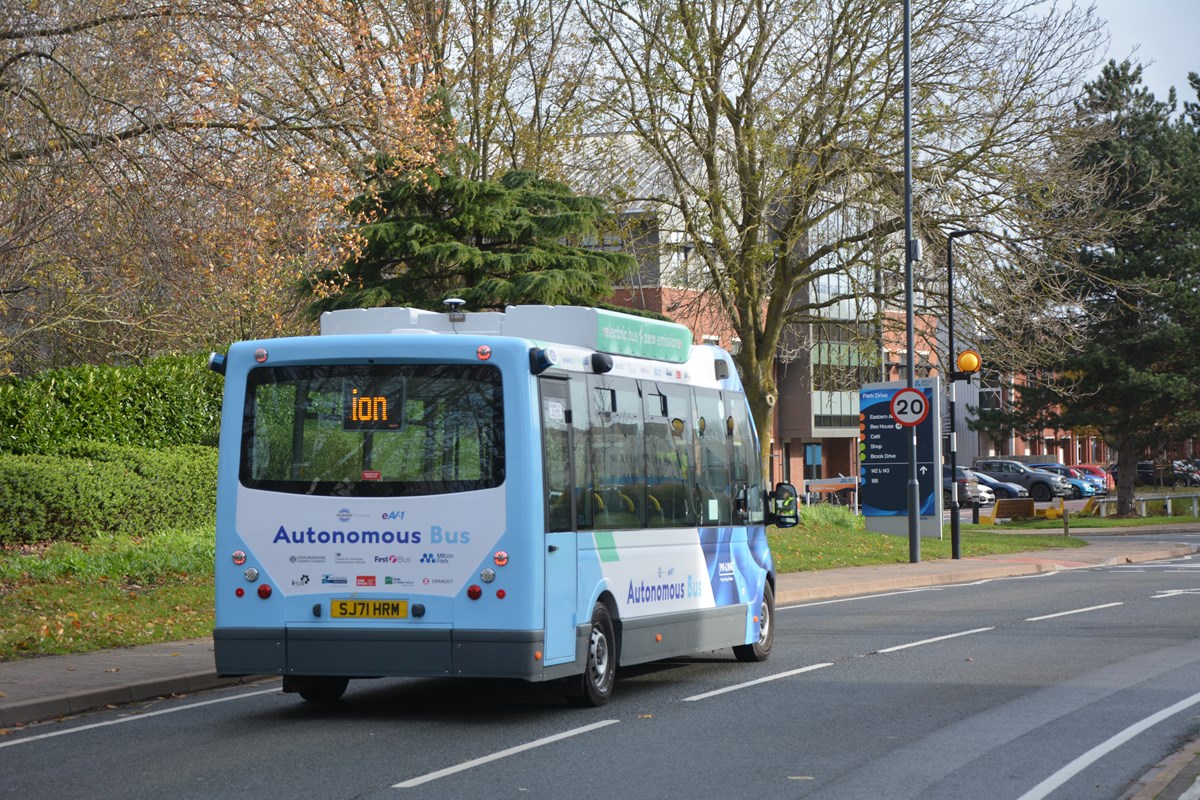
[2,509,1188,661]
[0,528,215,660]
[767,504,1089,572]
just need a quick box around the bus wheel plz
[734,582,775,662]
[567,603,616,707]
[287,676,349,703]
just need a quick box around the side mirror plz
[769,482,799,529]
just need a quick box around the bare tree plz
[572,0,1110,463]
[384,0,603,180]
[0,0,443,373]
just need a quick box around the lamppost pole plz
[903,0,920,562]
[947,229,980,560]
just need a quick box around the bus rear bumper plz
[214,626,556,681]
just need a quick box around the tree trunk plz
[1115,433,1137,516]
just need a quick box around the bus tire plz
[567,603,616,707]
[734,581,775,663]
[292,676,349,703]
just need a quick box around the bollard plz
[971,500,980,524]
[1062,504,1070,537]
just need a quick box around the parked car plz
[966,468,1028,500]
[1110,461,1198,488]
[1071,464,1113,492]
[972,459,1072,502]
[1029,463,1098,499]
[1173,461,1200,486]
[942,465,983,506]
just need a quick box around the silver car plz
[972,459,1072,502]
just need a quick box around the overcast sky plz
[1089,0,1198,105]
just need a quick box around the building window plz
[804,443,823,480]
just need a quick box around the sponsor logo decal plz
[356,576,376,587]
[321,575,348,584]
[718,561,735,582]
[291,575,310,586]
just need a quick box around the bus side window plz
[643,384,696,527]
[569,379,593,530]
[693,388,731,525]
[589,375,645,530]
[726,395,763,523]
[540,384,573,532]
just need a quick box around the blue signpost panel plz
[858,378,942,538]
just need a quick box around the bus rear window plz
[241,364,504,496]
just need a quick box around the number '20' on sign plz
[889,388,929,427]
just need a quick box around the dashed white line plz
[0,686,281,749]
[1153,588,1200,598]
[1025,602,1123,621]
[392,720,619,788]
[682,662,833,701]
[876,627,994,654]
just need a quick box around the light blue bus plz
[208,303,798,706]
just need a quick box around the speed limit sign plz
[889,387,929,427]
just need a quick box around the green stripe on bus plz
[594,530,620,562]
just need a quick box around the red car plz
[1072,464,1114,491]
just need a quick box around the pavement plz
[3,528,1200,798]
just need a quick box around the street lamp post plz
[947,229,980,560]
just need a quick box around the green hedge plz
[0,353,223,455]
[0,442,218,544]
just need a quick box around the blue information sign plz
[858,379,942,537]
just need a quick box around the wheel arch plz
[594,589,622,666]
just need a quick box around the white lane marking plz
[1154,589,1200,598]
[682,662,833,702]
[1025,602,1123,621]
[778,571,1066,613]
[876,627,994,654]
[1017,689,1200,800]
[780,589,931,610]
[392,720,619,788]
[0,687,281,749]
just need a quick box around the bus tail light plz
[257,584,272,599]
[467,584,483,600]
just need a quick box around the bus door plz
[539,377,579,664]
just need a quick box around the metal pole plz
[903,0,919,562]
[946,229,979,559]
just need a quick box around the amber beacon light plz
[955,349,981,376]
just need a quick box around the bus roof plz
[320,305,695,364]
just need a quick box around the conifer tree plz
[975,62,1200,514]
[303,151,634,315]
